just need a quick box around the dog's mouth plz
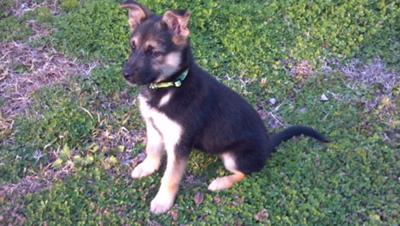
[123,72,157,87]
[123,73,136,85]
[124,77,138,87]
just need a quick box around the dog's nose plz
[123,70,130,78]
[123,64,137,78]
[123,67,135,78]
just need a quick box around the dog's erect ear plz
[121,1,152,32]
[162,10,191,44]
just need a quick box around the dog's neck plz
[159,45,194,83]
[139,45,196,102]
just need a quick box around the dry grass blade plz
[0,112,13,141]
[0,42,96,119]
[11,0,60,17]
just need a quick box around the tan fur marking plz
[208,172,245,191]
[131,156,160,178]
[151,156,188,214]
[208,153,245,191]
[122,3,147,31]
[160,159,187,193]
[144,40,164,52]
[137,94,186,214]
[130,36,140,47]
[162,10,191,45]
[172,36,188,45]
[156,51,182,81]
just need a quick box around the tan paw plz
[150,193,174,214]
[208,177,233,191]
[131,159,159,179]
[208,173,245,191]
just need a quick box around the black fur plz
[122,2,329,175]
[139,61,328,174]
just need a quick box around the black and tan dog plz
[121,1,328,214]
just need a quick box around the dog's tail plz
[269,125,329,150]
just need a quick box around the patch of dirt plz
[0,113,13,141]
[0,162,73,201]
[182,174,207,189]
[281,59,315,83]
[256,101,286,129]
[0,42,97,119]
[291,60,314,81]
[11,0,60,17]
[336,59,399,127]
[92,125,145,167]
[323,58,400,144]
[336,58,399,93]
[254,208,269,222]
[0,161,74,225]
[383,128,400,148]
[0,203,26,225]
[90,123,148,177]
[94,127,144,153]
[27,19,52,41]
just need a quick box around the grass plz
[1,0,399,225]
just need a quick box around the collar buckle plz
[149,69,188,90]
[174,80,182,87]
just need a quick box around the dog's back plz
[121,1,327,214]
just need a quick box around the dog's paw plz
[131,160,159,179]
[150,193,174,214]
[208,177,232,191]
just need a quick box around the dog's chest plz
[138,94,182,150]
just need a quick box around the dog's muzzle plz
[123,68,134,79]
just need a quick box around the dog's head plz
[121,1,191,86]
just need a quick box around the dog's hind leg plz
[131,119,164,179]
[208,153,245,191]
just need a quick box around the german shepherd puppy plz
[121,1,328,214]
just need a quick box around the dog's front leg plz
[150,147,188,214]
[131,119,164,179]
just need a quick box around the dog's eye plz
[151,51,162,57]
[146,46,162,57]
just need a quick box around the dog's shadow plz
[183,150,222,189]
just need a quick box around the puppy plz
[121,1,328,214]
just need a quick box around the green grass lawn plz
[1,0,399,225]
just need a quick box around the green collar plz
[149,69,189,90]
